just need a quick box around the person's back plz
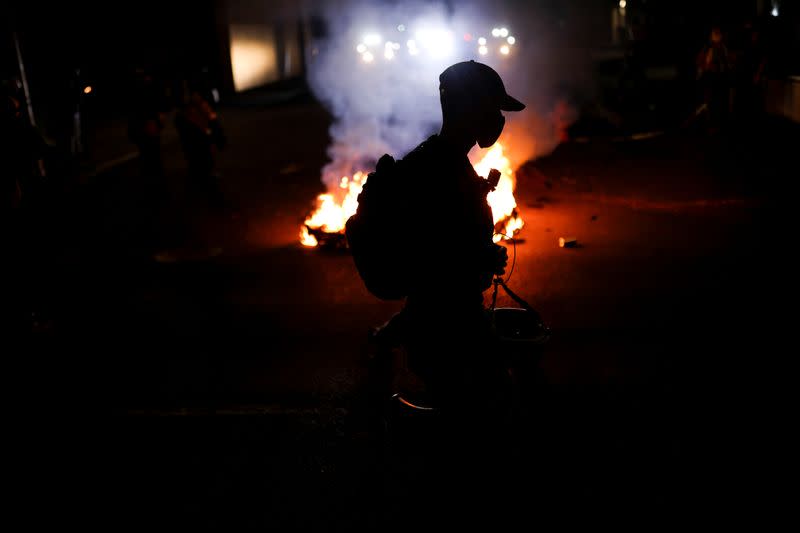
[400,134,496,299]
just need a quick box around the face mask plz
[477,112,505,148]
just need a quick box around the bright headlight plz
[415,28,454,58]
[364,33,382,46]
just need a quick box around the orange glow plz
[299,141,523,247]
[471,141,524,242]
[83,86,92,94]
[299,226,318,247]
[300,171,367,247]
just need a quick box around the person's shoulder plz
[399,135,440,166]
[413,134,442,153]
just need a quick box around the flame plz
[300,171,367,246]
[470,141,524,243]
[299,141,523,246]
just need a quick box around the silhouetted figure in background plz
[175,68,226,212]
[696,26,732,133]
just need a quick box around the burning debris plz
[300,225,349,250]
[299,141,524,248]
[299,171,367,248]
[558,236,578,248]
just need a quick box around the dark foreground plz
[6,97,791,529]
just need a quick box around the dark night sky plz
[5,2,218,107]
[6,1,795,81]
[3,0,797,136]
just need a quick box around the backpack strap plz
[490,278,544,326]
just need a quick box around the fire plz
[470,141,524,243]
[300,171,367,247]
[299,141,523,247]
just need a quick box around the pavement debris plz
[559,236,578,248]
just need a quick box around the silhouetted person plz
[175,69,226,211]
[696,26,732,133]
[352,61,524,410]
[348,60,527,527]
[405,61,523,399]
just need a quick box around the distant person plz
[174,69,226,212]
[696,26,732,133]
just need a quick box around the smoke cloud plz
[306,0,577,188]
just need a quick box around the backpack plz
[345,154,411,300]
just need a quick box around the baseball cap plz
[439,60,525,112]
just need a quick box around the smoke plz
[306,0,578,188]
